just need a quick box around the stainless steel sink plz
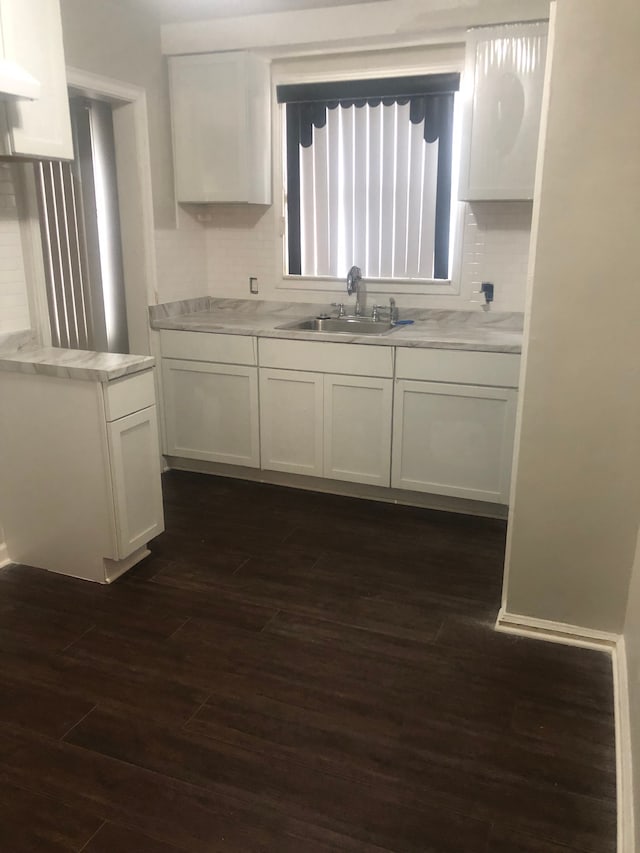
[276,316,396,335]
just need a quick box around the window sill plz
[277,275,459,297]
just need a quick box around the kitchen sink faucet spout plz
[346,265,363,316]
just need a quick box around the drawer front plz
[104,369,156,422]
[159,330,256,365]
[259,338,393,378]
[395,348,520,387]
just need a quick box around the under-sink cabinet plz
[392,349,519,503]
[160,330,260,468]
[259,339,394,487]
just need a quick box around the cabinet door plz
[169,52,270,204]
[392,380,517,503]
[107,405,164,560]
[459,22,548,200]
[0,0,73,159]
[162,359,260,467]
[259,368,323,477]
[324,374,392,487]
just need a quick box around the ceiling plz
[131,0,379,25]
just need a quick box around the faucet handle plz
[331,302,345,317]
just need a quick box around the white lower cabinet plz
[392,380,517,502]
[159,331,520,508]
[391,349,519,504]
[159,331,260,468]
[259,368,323,476]
[107,406,165,559]
[324,374,392,487]
[162,359,260,467]
[259,368,392,485]
[257,339,394,487]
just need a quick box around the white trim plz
[496,606,635,853]
[66,67,143,104]
[495,607,618,651]
[160,0,550,57]
[501,1,557,614]
[612,637,635,853]
[66,66,160,352]
[276,275,457,297]
[270,47,466,299]
[0,541,11,569]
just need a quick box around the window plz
[278,72,460,282]
[35,97,128,353]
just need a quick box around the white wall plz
[59,0,175,230]
[0,164,30,334]
[624,526,640,852]
[503,0,640,633]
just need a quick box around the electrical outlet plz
[249,276,258,294]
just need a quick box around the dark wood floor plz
[0,471,616,852]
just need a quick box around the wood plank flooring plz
[0,471,616,852]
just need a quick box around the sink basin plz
[276,316,396,335]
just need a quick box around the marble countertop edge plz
[0,345,155,382]
[149,298,523,354]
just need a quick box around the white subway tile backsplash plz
[0,164,29,334]
[157,197,532,313]
[154,226,207,303]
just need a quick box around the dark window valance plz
[277,73,460,146]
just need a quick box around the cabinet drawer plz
[104,369,156,422]
[259,338,393,378]
[396,348,520,387]
[160,330,256,365]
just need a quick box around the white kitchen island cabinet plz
[160,330,260,468]
[0,358,164,583]
[391,349,519,504]
[0,0,73,159]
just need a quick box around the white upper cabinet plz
[459,21,548,201]
[169,51,271,204]
[0,0,73,159]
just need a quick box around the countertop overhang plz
[0,343,155,382]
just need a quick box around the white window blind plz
[36,98,129,353]
[278,73,459,282]
[299,101,440,279]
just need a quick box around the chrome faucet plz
[346,265,363,316]
[371,297,399,324]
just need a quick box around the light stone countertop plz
[149,297,524,353]
[0,344,155,382]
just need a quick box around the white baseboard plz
[612,637,635,853]
[165,456,509,520]
[0,541,11,569]
[496,608,634,853]
[495,607,618,651]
